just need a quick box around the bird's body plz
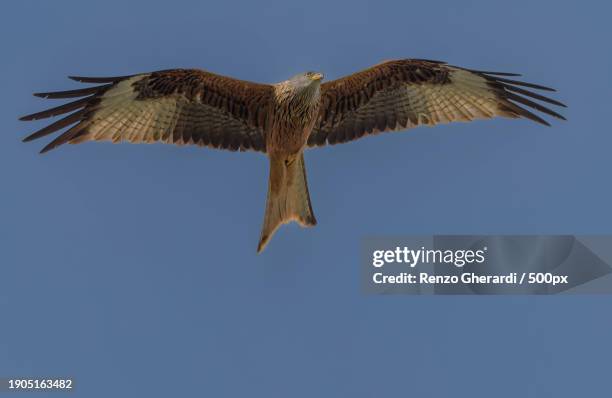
[268,73,322,154]
[20,59,566,252]
[259,72,323,251]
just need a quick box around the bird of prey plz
[20,59,566,252]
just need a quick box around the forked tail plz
[257,152,316,252]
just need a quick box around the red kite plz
[20,59,566,252]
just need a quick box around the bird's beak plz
[311,72,324,81]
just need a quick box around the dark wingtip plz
[39,143,56,154]
[496,77,557,92]
[476,70,522,77]
[68,74,131,83]
[530,114,551,127]
[20,132,57,151]
[19,114,42,121]
[31,84,112,99]
[530,117,551,127]
[548,99,566,108]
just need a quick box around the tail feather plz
[257,153,316,253]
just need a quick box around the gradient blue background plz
[1,0,611,396]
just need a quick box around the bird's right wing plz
[308,59,566,147]
[21,69,275,153]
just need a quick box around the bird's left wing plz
[308,59,566,147]
[21,69,274,153]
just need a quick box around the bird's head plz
[286,71,324,92]
[278,71,324,104]
[291,71,324,85]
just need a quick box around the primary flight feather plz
[20,59,566,252]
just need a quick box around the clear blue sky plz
[1,0,611,396]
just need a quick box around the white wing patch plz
[403,69,500,126]
[69,74,265,150]
[70,76,208,146]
